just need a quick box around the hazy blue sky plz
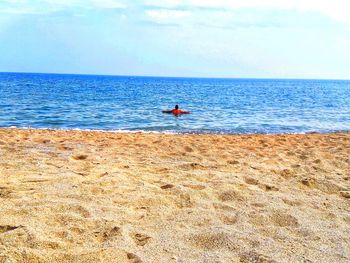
[0,0,350,79]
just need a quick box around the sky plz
[0,0,350,79]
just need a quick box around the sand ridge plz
[0,129,349,262]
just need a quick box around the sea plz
[0,72,349,134]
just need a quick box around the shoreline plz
[0,128,349,262]
[1,127,350,136]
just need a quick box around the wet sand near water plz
[0,128,349,262]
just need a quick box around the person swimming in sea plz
[162,105,191,115]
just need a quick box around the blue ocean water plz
[0,72,349,134]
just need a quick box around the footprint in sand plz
[95,226,121,242]
[213,203,235,211]
[189,232,236,250]
[0,187,12,198]
[71,154,88,160]
[220,214,239,225]
[239,251,277,263]
[183,146,194,152]
[36,139,51,144]
[279,169,295,179]
[0,225,20,234]
[340,191,350,199]
[160,184,174,190]
[282,199,302,207]
[175,192,193,208]
[286,151,295,156]
[244,177,259,185]
[259,184,279,192]
[227,160,240,165]
[298,154,308,160]
[300,177,316,187]
[249,213,269,226]
[183,184,206,190]
[270,212,299,227]
[313,159,322,164]
[127,252,143,263]
[0,226,34,248]
[179,162,205,170]
[314,180,345,194]
[58,144,72,151]
[344,216,350,225]
[218,190,242,202]
[68,205,91,218]
[132,233,151,246]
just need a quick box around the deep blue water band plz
[0,73,349,134]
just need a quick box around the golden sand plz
[0,128,349,262]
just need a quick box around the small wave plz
[0,125,348,135]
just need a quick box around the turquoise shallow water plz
[0,72,349,134]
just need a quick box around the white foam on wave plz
[1,126,181,135]
[1,125,348,135]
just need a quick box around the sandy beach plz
[0,128,349,262]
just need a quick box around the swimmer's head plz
[175,105,179,110]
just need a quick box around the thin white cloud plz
[89,0,127,9]
[0,0,127,15]
[0,7,43,15]
[146,9,191,20]
[144,0,350,28]
[143,0,182,8]
[1,0,350,29]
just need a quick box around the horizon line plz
[0,71,350,82]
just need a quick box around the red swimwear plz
[172,109,184,114]
[162,109,191,115]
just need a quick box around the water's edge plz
[1,126,349,136]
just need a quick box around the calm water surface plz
[0,72,349,134]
